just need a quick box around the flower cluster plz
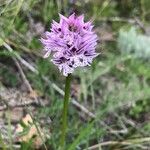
[41,13,98,76]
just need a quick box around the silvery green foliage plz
[118,27,150,59]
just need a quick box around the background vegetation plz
[0,0,150,149]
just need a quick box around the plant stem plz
[60,74,72,149]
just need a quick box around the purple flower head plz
[41,13,98,76]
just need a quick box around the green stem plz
[60,74,72,149]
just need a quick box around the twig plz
[3,42,38,74]
[0,100,42,111]
[134,17,147,34]
[71,99,95,118]
[14,60,33,93]
[0,144,20,150]
[3,42,95,118]
[97,17,136,24]
[97,17,148,34]
[86,137,150,150]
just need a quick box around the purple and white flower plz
[41,13,98,76]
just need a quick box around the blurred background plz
[0,0,150,149]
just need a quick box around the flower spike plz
[41,13,98,76]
